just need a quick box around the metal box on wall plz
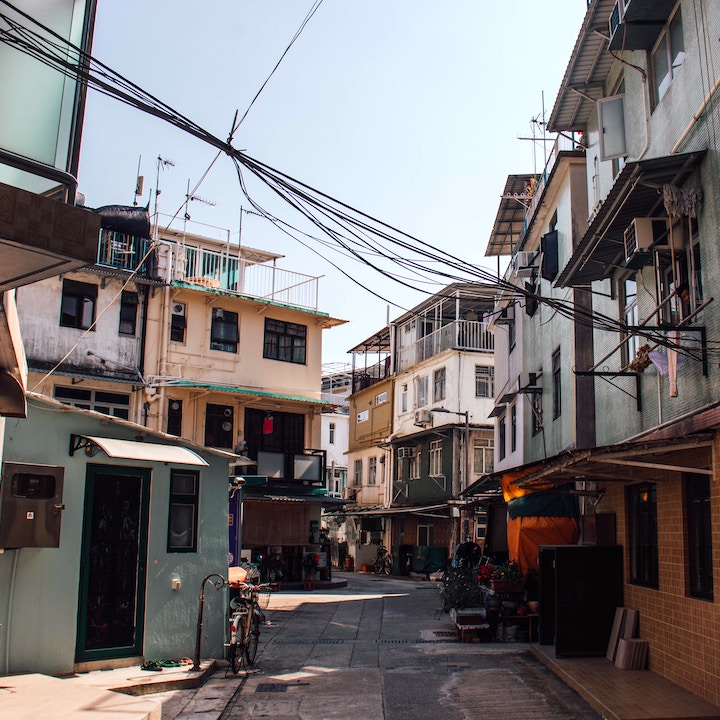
[0,462,65,548]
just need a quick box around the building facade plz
[479,0,720,705]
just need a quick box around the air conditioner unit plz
[397,446,417,459]
[495,303,515,325]
[171,302,185,317]
[623,217,668,264]
[518,372,539,390]
[414,409,432,425]
[512,251,538,278]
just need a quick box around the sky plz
[77,1,588,365]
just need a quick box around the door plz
[76,465,150,662]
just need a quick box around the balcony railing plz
[96,230,154,275]
[180,245,319,310]
[397,320,493,372]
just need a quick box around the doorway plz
[76,465,150,662]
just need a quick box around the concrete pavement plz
[160,572,602,719]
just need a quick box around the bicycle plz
[227,579,273,673]
[373,545,392,575]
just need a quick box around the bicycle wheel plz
[244,612,261,665]
[373,558,383,574]
[228,641,242,674]
[383,556,392,575]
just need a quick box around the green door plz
[76,465,150,662]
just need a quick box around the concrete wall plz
[0,400,229,675]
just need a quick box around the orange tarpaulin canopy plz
[507,515,579,574]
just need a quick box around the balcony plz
[397,320,493,372]
[96,229,154,275]
[171,244,320,311]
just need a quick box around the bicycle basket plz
[257,587,272,610]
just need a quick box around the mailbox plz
[0,463,65,548]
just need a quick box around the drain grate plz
[434,631,456,638]
[256,683,288,693]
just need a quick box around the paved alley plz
[160,573,601,720]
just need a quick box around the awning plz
[163,380,330,407]
[0,370,26,418]
[243,491,347,506]
[70,435,208,466]
[557,151,706,287]
[507,434,713,491]
[338,503,451,518]
[485,174,537,257]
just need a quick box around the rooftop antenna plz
[153,155,175,229]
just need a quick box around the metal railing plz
[96,230,154,274]
[397,320,494,372]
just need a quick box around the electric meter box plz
[0,462,65,548]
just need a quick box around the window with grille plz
[475,365,494,398]
[263,318,307,364]
[627,483,659,588]
[368,456,377,486]
[433,367,446,403]
[54,386,130,419]
[473,438,494,475]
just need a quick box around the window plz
[686,473,713,600]
[54,386,130,419]
[475,365,494,398]
[170,303,186,343]
[368,456,377,486]
[510,403,517,453]
[414,376,428,408]
[167,399,183,436]
[204,404,234,448]
[263,318,307,364]
[401,384,408,413]
[118,291,138,335]
[329,422,335,444]
[658,217,702,325]
[598,94,626,161]
[498,414,506,461]
[354,459,363,486]
[167,470,199,552]
[552,349,561,420]
[60,279,97,330]
[531,390,543,437]
[210,308,238,353]
[611,80,627,177]
[429,439,443,477]
[473,438,494,475]
[621,277,639,366]
[652,6,684,105]
[409,452,420,480]
[418,524,434,547]
[627,483,659,588]
[508,316,516,351]
[433,367,446,403]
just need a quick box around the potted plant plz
[490,561,525,592]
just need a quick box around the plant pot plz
[491,580,524,593]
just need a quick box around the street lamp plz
[430,407,471,546]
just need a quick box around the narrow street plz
[160,573,601,719]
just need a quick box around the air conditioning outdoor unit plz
[512,251,538,278]
[518,372,539,390]
[414,409,432,425]
[397,446,417,459]
[495,303,515,325]
[623,217,668,264]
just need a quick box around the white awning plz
[80,436,208,466]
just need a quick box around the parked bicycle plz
[226,571,273,673]
[373,545,392,575]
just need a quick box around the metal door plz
[76,465,150,662]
